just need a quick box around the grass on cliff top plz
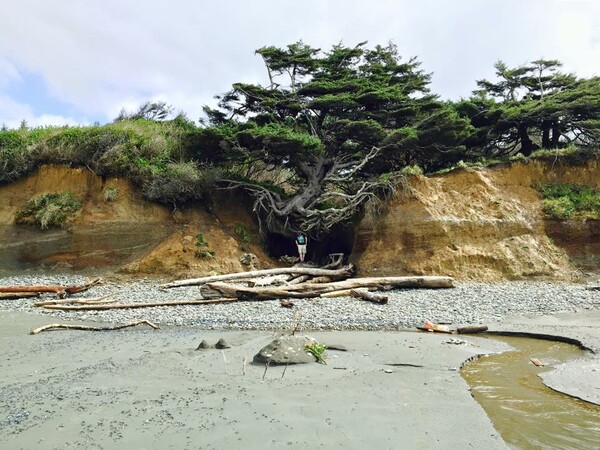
[536,182,600,220]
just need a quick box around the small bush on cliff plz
[15,192,83,229]
[536,183,600,219]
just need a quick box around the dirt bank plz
[354,157,600,281]
[1,159,599,280]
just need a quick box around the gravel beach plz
[1,275,599,330]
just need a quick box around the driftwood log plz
[30,320,159,335]
[0,292,40,300]
[350,288,388,304]
[159,266,355,288]
[42,298,238,311]
[33,295,116,307]
[0,278,102,296]
[206,276,453,300]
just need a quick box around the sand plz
[1,311,511,449]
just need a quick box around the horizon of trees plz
[2,41,600,238]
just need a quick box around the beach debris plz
[41,298,239,311]
[417,320,452,333]
[195,340,212,350]
[242,357,247,376]
[530,358,546,367]
[280,300,295,308]
[384,369,394,373]
[29,320,159,335]
[443,338,470,345]
[457,325,488,334]
[215,338,231,349]
[0,292,40,300]
[33,295,115,307]
[0,277,102,298]
[350,288,388,304]
[159,266,355,289]
[385,363,424,368]
[254,335,319,364]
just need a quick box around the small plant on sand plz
[195,232,215,258]
[103,187,119,202]
[234,223,251,243]
[15,192,82,229]
[305,342,327,364]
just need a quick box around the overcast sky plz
[1,0,599,128]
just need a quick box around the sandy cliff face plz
[354,158,600,281]
[0,166,275,277]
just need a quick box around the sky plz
[1,0,599,128]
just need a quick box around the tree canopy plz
[202,41,472,235]
[455,60,600,155]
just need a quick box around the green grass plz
[305,342,327,364]
[535,182,600,219]
[15,192,82,229]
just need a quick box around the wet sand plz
[1,312,510,449]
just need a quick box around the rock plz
[215,338,231,349]
[239,253,258,266]
[195,340,212,350]
[253,335,318,364]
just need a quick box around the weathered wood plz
[247,274,292,287]
[207,276,453,300]
[42,298,239,311]
[320,289,355,298]
[457,325,488,334]
[159,265,355,288]
[0,292,40,300]
[0,277,102,296]
[33,295,115,307]
[287,275,311,285]
[30,320,159,335]
[350,288,388,304]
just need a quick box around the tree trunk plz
[518,124,537,156]
[541,121,551,148]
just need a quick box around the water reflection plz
[0,223,174,274]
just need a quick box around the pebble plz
[0,275,599,330]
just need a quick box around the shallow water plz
[0,223,173,275]
[462,336,600,449]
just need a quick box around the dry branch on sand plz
[33,295,116,307]
[30,320,159,334]
[42,298,239,311]
[0,278,102,297]
[0,292,40,300]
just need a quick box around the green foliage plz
[15,192,82,229]
[195,233,215,258]
[400,165,424,176]
[234,223,251,243]
[536,182,600,219]
[304,342,327,364]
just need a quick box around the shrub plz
[400,165,424,176]
[536,182,600,219]
[305,342,327,364]
[15,192,82,229]
[234,223,251,243]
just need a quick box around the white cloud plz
[1,0,599,125]
[0,95,82,129]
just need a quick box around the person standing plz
[295,233,308,262]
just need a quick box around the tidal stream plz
[461,336,600,449]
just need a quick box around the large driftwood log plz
[247,274,292,287]
[207,276,453,300]
[159,266,355,288]
[0,278,102,296]
[30,320,159,335]
[42,298,239,311]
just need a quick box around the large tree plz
[202,42,471,236]
[456,59,600,156]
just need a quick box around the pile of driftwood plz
[159,264,454,305]
[3,264,453,312]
